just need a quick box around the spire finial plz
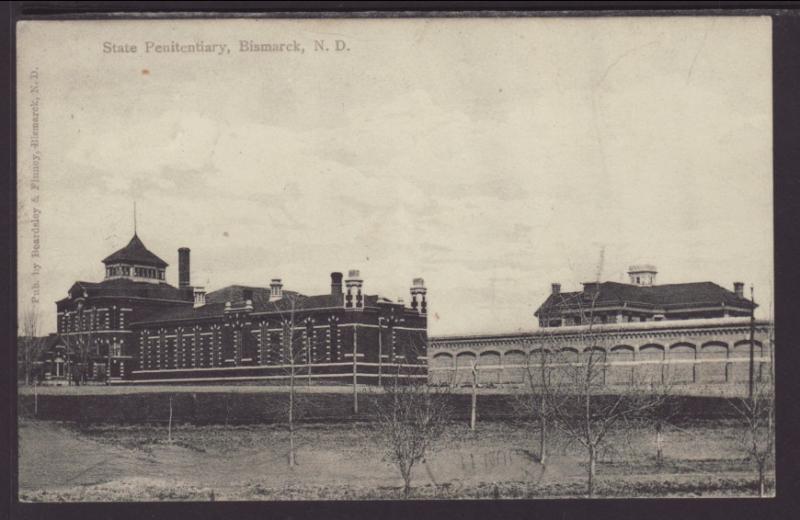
[133,201,137,236]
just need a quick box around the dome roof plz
[102,234,168,268]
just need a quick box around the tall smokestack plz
[331,272,343,297]
[178,248,190,288]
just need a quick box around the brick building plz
[49,233,428,384]
[535,265,755,327]
[52,234,194,382]
[430,265,770,394]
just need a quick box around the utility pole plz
[377,317,383,386]
[306,322,312,386]
[352,323,358,414]
[470,361,478,431]
[748,285,756,402]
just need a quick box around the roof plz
[132,285,388,325]
[32,334,65,360]
[135,302,228,324]
[102,234,168,268]
[205,285,301,306]
[205,285,381,312]
[535,281,756,317]
[57,278,191,304]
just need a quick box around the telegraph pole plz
[306,321,312,385]
[377,317,383,386]
[352,323,358,414]
[470,361,478,431]
[748,285,756,402]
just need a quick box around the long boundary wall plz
[429,318,772,394]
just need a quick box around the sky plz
[17,16,773,336]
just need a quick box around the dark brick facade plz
[130,272,428,384]
[51,235,428,384]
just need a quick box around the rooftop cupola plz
[627,264,658,286]
[102,234,168,284]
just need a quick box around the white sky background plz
[17,17,773,336]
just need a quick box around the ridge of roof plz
[535,280,755,316]
[131,289,402,325]
[205,285,303,305]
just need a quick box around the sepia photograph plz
[15,14,774,501]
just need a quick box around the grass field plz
[18,417,773,501]
[18,382,751,398]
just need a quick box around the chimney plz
[551,283,561,295]
[410,278,427,315]
[582,282,600,297]
[269,279,283,302]
[345,270,363,309]
[193,286,206,308]
[734,281,744,299]
[331,272,343,297]
[178,248,191,288]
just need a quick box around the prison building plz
[128,271,428,384]
[535,265,756,328]
[430,264,768,394]
[47,231,428,384]
[52,234,195,382]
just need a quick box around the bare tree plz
[512,264,601,473]
[19,304,46,385]
[531,252,671,497]
[512,333,560,467]
[68,305,96,385]
[167,395,174,443]
[729,325,774,497]
[61,333,77,385]
[267,292,313,468]
[372,364,452,499]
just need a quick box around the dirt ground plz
[17,418,772,501]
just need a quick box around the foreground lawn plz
[17,418,772,501]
